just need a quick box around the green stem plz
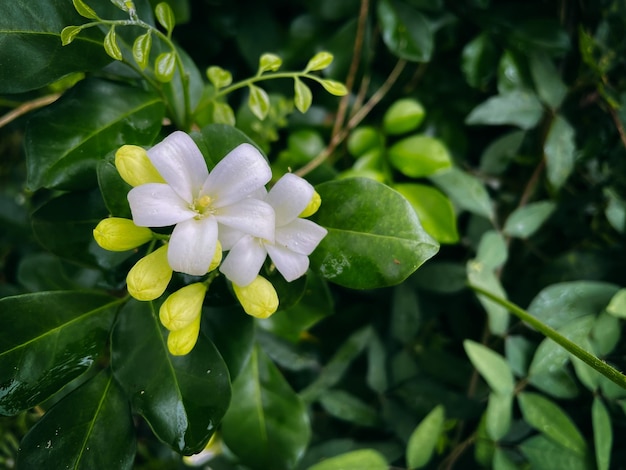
[213,72,325,99]
[468,282,626,390]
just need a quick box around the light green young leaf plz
[464,340,515,394]
[383,98,426,135]
[155,51,176,82]
[503,201,556,239]
[155,2,175,34]
[211,101,236,126]
[592,397,612,470]
[294,77,312,113]
[248,84,270,120]
[406,405,445,469]
[305,51,334,72]
[389,135,452,178]
[72,0,99,19]
[104,26,122,61]
[132,31,152,70]
[544,115,576,190]
[307,449,387,470]
[259,53,282,73]
[320,79,348,96]
[206,65,232,89]
[60,25,83,46]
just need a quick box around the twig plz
[0,93,61,129]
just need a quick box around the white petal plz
[219,235,267,286]
[266,173,314,226]
[168,216,218,276]
[217,224,246,250]
[266,244,310,282]
[275,218,328,255]
[147,131,208,202]
[202,143,271,207]
[215,198,275,242]
[128,183,195,227]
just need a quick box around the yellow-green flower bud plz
[127,245,172,301]
[299,190,321,218]
[167,315,201,356]
[115,144,165,187]
[233,275,279,319]
[159,282,207,331]
[93,217,153,251]
[208,240,223,272]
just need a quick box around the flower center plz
[191,195,214,219]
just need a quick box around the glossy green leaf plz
[307,449,387,470]
[221,345,310,470]
[529,53,568,109]
[0,291,119,415]
[544,115,576,190]
[519,435,590,470]
[503,201,556,238]
[25,79,164,191]
[195,124,261,170]
[17,252,100,292]
[319,390,379,427]
[497,50,531,94]
[97,158,132,218]
[411,261,467,293]
[465,90,543,130]
[406,405,445,469]
[73,0,99,19]
[394,183,459,244]
[132,31,152,70]
[528,281,619,329]
[383,99,426,135]
[310,178,439,289]
[486,392,513,441]
[103,26,122,60]
[479,130,525,174]
[518,392,587,455]
[592,397,612,470]
[461,33,498,89]
[17,370,135,470]
[248,84,270,120]
[476,230,507,270]
[294,77,313,113]
[111,300,231,455]
[155,51,176,82]
[378,0,433,62]
[155,2,176,33]
[61,25,83,46]
[430,167,493,220]
[0,0,111,93]
[464,340,514,394]
[389,135,452,178]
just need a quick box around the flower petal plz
[215,198,275,242]
[128,183,195,227]
[217,224,246,250]
[202,143,271,207]
[265,244,310,282]
[147,131,208,202]
[266,173,314,225]
[219,235,267,286]
[168,216,218,275]
[275,218,328,255]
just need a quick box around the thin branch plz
[0,94,61,129]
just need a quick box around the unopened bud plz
[93,217,153,251]
[115,144,165,187]
[299,190,322,218]
[127,245,172,301]
[159,283,207,331]
[167,315,201,356]
[208,240,223,272]
[233,275,279,319]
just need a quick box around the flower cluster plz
[94,131,327,355]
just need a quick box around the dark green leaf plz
[529,53,568,109]
[406,405,445,469]
[25,79,164,191]
[97,158,132,218]
[195,124,262,170]
[479,130,525,174]
[367,331,387,393]
[411,261,467,293]
[430,167,494,220]
[17,370,135,470]
[310,178,439,289]
[307,449,388,470]
[390,282,420,345]
[465,91,543,130]
[319,390,379,427]
[111,299,231,455]
[503,201,556,238]
[461,33,498,89]
[509,19,570,56]
[0,0,110,93]
[378,0,433,62]
[17,253,100,292]
[221,345,310,470]
[0,291,119,415]
[519,435,590,470]
[592,397,612,470]
[544,115,576,190]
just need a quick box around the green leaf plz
[61,25,83,46]
[606,288,626,318]
[465,90,543,130]
[528,281,619,329]
[103,26,122,60]
[430,167,493,220]
[406,405,445,469]
[310,178,439,289]
[221,345,310,470]
[383,99,426,135]
[479,130,525,174]
[486,392,513,441]
[529,53,568,109]
[0,291,119,415]
[319,390,379,427]
[367,331,387,393]
[258,53,282,73]
[390,282,420,345]
[378,0,433,62]
[307,449,388,470]
[347,127,383,157]
[520,435,590,470]
[503,201,556,238]
[294,77,313,113]
[394,183,459,244]
[518,392,587,455]
[97,158,132,218]
[319,79,348,96]
[17,370,135,470]
[388,135,452,177]
[461,33,498,89]
[305,51,334,72]
[25,79,164,191]
[604,189,626,234]
[467,261,509,335]
[476,230,507,270]
[509,19,570,56]
[155,2,176,33]
[155,51,176,82]
[248,84,271,120]
[505,335,533,378]
[592,397,612,470]
[17,252,100,292]
[0,0,111,93]
[195,124,261,170]
[544,115,576,190]
[73,0,99,19]
[463,340,514,394]
[111,300,231,455]
[132,31,152,70]
[206,66,233,89]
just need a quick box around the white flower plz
[127,131,275,276]
[219,173,328,285]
